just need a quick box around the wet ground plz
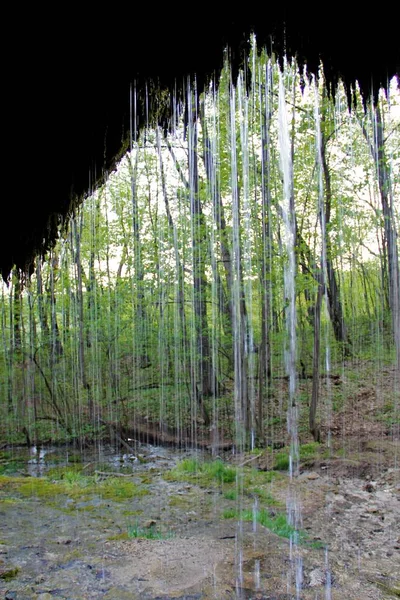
[0,440,399,599]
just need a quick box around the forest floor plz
[0,360,399,599]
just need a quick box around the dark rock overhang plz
[2,9,399,282]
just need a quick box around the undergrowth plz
[0,468,149,503]
[165,458,236,485]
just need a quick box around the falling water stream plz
[0,44,399,599]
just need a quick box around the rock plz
[306,472,320,480]
[5,593,17,600]
[143,520,157,529]
[55,536,72,545]
[309,567,325,586]
[37,594,54,600]
[43,551,58,561]
[365,481,377,492]
[35,573,46,583]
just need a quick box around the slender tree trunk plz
[72,215,93,420]
[310,277,323,441]
[188,91,214,422]
[375,105,400,373]
[200,103,233,344]
[257,89,273,442]
[129,151,150,368]
[49,251,63,359]
[320,105,351,355]
[157,128,194,417]
[36,258,49,340]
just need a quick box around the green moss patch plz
[0,472,148,503]
[165,458,236,486]
[0,566,20,580]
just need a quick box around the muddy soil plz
[0,435,399,600]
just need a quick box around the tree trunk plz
[157,128,196,417]
[257,90,273,442]
[129,151,150,369]
[72,215,93,420]
[320,107,351,355]
[310,278,323,441]
[375,105,400,373]
[187,88,214,421]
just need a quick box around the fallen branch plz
[94,470,135,478]
[238,453,265,468]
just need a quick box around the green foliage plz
[273,443,321,470]
[375,402,400,427]
[127,521,173,540]
[0,458,24,476]
[250,487,280,505]
[223,507,295,539]
[166,458,236,485]
[223,489,237,500]
[222,508,237,519]
[202,460,236,483]
[299,442,321,459]
[273,452,290,471]
[0,47,398,447]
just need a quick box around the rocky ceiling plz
[2,9,399,281]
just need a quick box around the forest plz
[1,48,399,453]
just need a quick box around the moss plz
[0,566,20,580]
[99,478,149,501]
[140,475,153,484]
[168,495,192,508]
[0,497,22,506]
[122,509,143,517]
[74,504,98,512]
[107,532,129,541]
[18,478,60,498]
[1,472,149,503]
[0,475,27,490]
[64,549,84,561]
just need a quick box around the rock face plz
[2,10,399,280]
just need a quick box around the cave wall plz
[1,9,399,281]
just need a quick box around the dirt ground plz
[0,361,399,599]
